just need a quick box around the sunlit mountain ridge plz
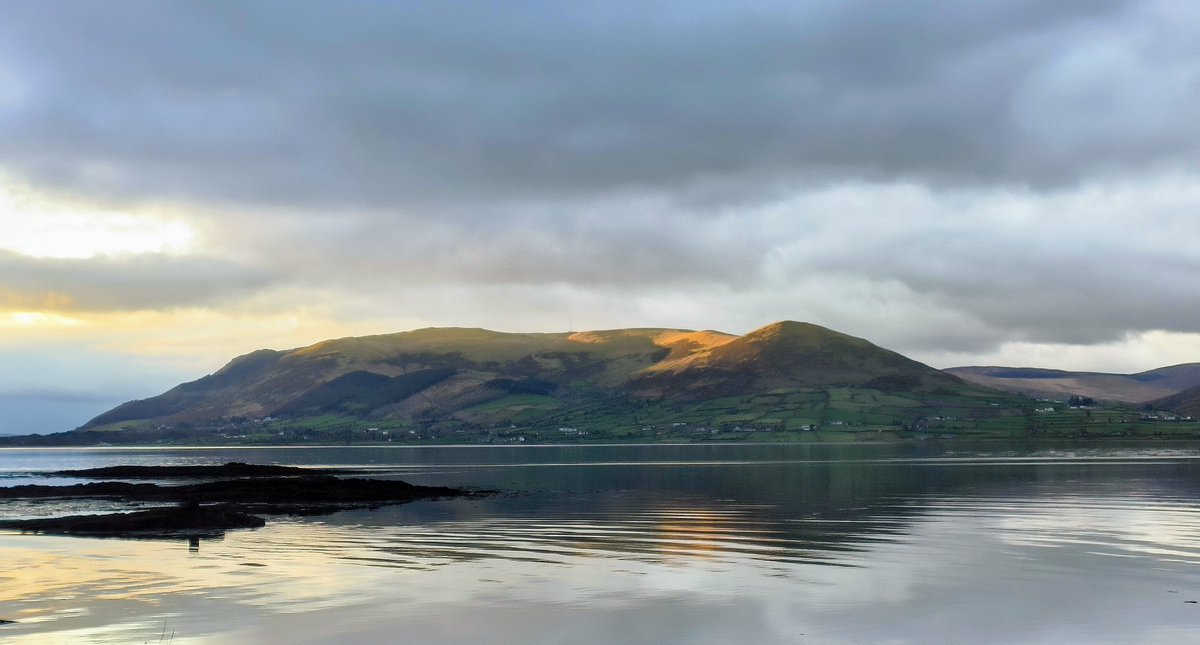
[59,321,1200,445]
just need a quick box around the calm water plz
[3,443,1200,644]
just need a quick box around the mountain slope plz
[80,321,1012,441]
[944,364,1200,404]
[1152,385,1200,417]
[84,326,737,429]
[1131,364,1200,392]
[634,321,959,398]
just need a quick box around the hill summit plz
[633,321,956,398]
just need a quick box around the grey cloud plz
[0,250,275,312]
[2,0,1184,212]
[896,241,1200,346]
[203,175,1200,355]
[280,202,765,289]
[761,180,1200,348]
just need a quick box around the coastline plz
[4,435,1200,452]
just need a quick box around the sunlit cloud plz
[0,304,393,372]
[0,311,83,328]
[0,176,196,259]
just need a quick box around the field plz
[43,382,1200,447]
[209,385,1200,445]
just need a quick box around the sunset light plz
[0,311,82,328]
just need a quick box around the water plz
[3,443,1200,643]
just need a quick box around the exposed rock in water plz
[0,476,467,507]
[51,461,348,479]
[0,465,480,538]
[0,504,266,537]
[0,481,158,499]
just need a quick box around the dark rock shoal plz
[0,476,467,507]
[0,481,158,499]
[0,465,480,538]
[0,505,266,537]
[51,461,349,479]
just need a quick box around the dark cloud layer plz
[3,0,1191,210]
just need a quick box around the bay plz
[2,442,1200,644]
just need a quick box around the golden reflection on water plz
[0,521,424,643]
[0,503,831,642]
[655,508,739,559]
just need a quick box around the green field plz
[215,385,1200,445]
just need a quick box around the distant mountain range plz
[944,364,1200,405]
[62,320,1200,444]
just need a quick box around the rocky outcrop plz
[0,466,479,539]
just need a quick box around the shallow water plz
[3,443,1200,643]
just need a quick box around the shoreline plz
[3,436,1200,451]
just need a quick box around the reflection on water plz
[3,444,1200,643]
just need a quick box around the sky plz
[3,0,1200,433]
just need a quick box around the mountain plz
[943,364,1200,404]
[78,321,989,441]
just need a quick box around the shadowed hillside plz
[1152,385,1200,417]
